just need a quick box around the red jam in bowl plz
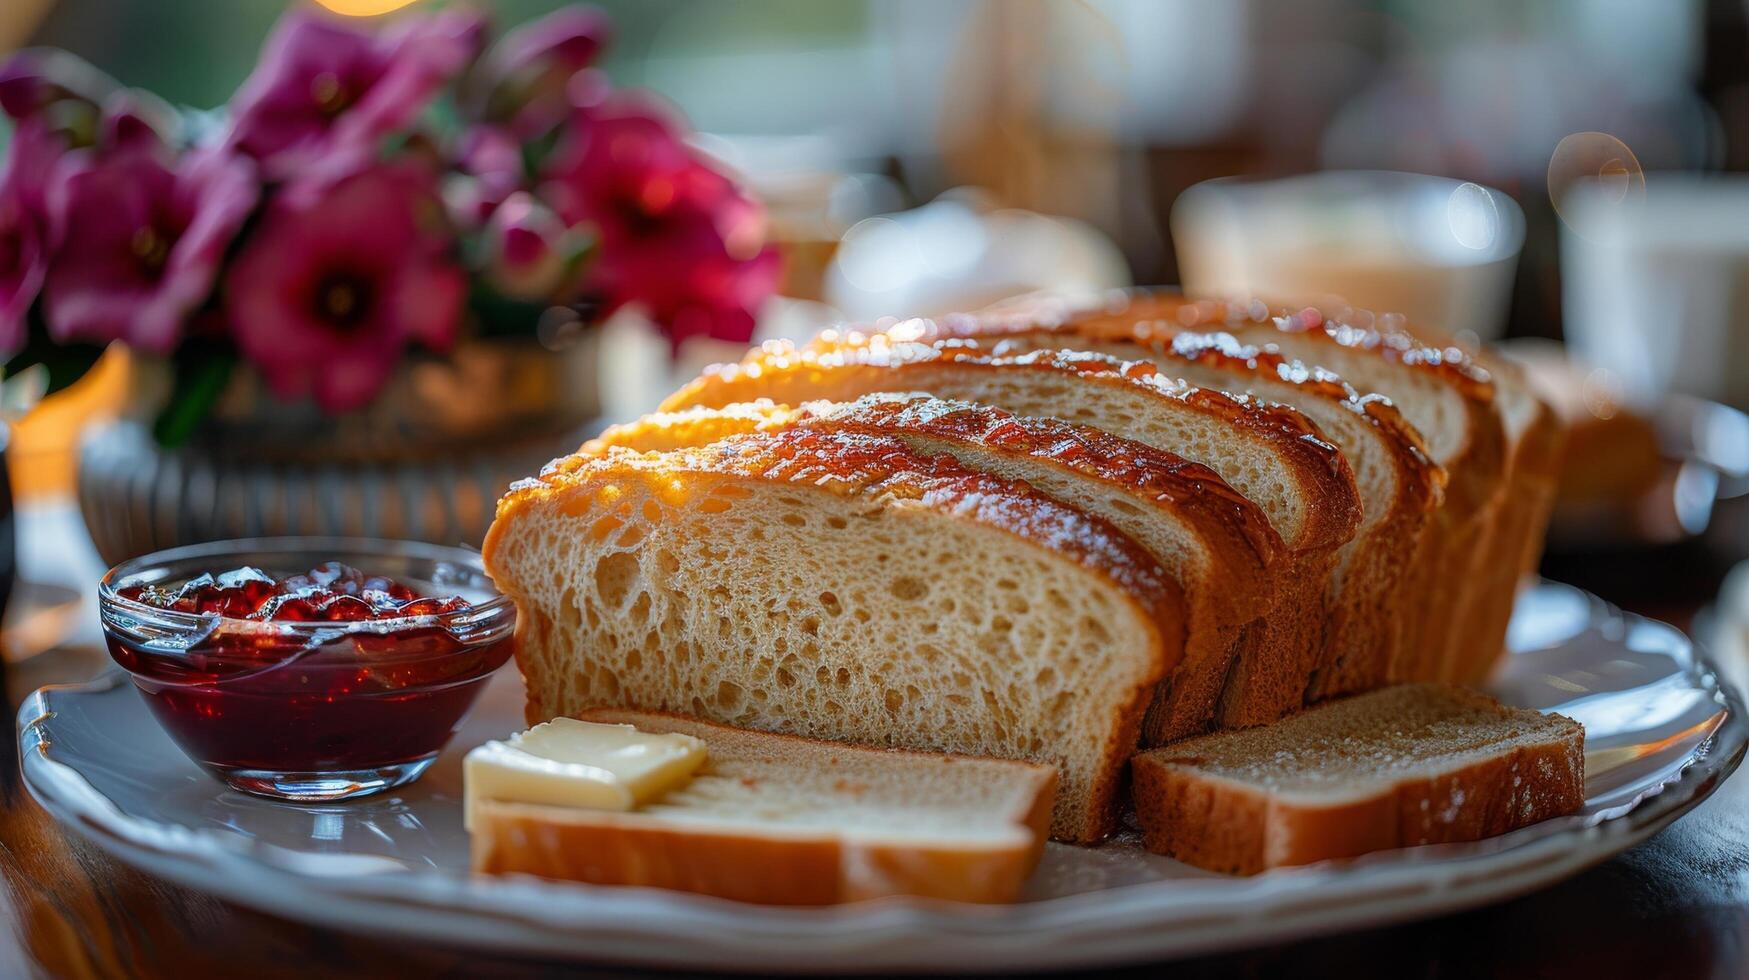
[101,550,515,801]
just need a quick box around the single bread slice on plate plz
[1130,684,1584,875]
[471,709,1058,905]
[485,428,1181,842]
[588,392,1284,744]
[664,335,1361,736]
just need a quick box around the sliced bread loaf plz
[1131,684,1584,875]
[589,392,1284,742]
[1045,292,1509,687]
[662,336,1362,735]
[484,427,1181,842]
[471,708,1058,904]
[892,315,1447,701]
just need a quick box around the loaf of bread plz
[662,336,1362,736]
[483,427,1180,842]
[483,284,1567,861]
[471,709,1057,904]
[1130,684,1584,874]
[589,392,1284,743]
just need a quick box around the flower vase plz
[76,335,599,565]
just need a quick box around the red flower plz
[542,95,778,348]
[225,163,463,412]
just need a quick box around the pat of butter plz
[463,718,707,830]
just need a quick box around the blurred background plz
[4,0,1749,665]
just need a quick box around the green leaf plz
[151,349,236,448]
[3,308,105,396]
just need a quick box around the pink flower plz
[41,146,258,352]
[225,163,464,412]
[443,125,523,226]
[472,6,612,139]
[225,8,483,181]
[0,120,61,352]
[0,48,116,122]
[98,91,174,154]
[542,96,779,348]
[482,191,569,301]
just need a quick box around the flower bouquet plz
[0,3,779,560]
[0,2,778,443]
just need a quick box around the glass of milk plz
[1170,171,1525,342]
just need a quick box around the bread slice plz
[1455,346,1567,682]
[470,709,1058,904]
[891,316,1447,701]
[589,392,1285,743]
[1433,345,1564,683]
[1026,292,1508,687]
[1131,684,1585,875]
[484,428,1181,842]
[663,336,1362,736]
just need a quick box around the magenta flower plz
[225,163,464,412]
[41,146,257,353]
[0,48,116,122]
[97,91,174,154]
[542,96,778,348]
[482,191,569,301]
[473,6,612,138]
[225,8,484,181]
[444,125,523,226]
[0,120,61,352]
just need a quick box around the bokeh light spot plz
[314,0,421,14]
[1446,182,1500,251]
[1549,132,1646,236]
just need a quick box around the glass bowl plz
[98,537,516,801]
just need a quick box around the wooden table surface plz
[4,502,1748,980]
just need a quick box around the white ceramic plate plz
[18,582,1746,973]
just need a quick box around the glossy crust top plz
[495,426,1186,658]
[586,393,1282,575]
[664,334,1361,552]
[939,325,1449,518]
[1006,289,1500,403]
[814,393,1282,571]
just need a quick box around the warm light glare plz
[1548,131,1646,235]
[313,0,421,16]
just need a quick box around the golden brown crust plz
[811,395,1282,576]
[904,314,1447,509]
[1130,693,1585,875]
[665,335,1362,555]
[589,395,1282,580]
[986,289,1509,687]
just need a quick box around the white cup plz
[1561,174,1749,410]
[1171,171,1525,342]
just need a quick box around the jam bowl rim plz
[97,536,517,644]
